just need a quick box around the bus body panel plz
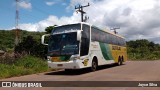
[48,60,84,69]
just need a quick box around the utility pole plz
[110,27,120,34]
[75,3,90,22]
[15,0,20,45]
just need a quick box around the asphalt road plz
[0,61,160,90]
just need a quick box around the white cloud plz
[46,1,55,6]
[19,23,37,31]
[19,12,80,32]
[18,0,160,43]
[85,0,160,43]
[18,1,32,10]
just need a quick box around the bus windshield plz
[48,32,79,56]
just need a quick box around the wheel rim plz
[118,60,121,65]
[120,60,123,65]
[92,61,97,71]
[118,57,122,65]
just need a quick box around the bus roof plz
[55,22,124,39]
[81,22,125,39]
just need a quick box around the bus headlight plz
[47,56,51,61]
[47,58,50,61]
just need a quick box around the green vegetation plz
[0,30,15,50]
[0,30,45,51]
[0,29,51,79]
[127,39,160,60]
[0,29,47,58]
[45,25,56,34]
[15,35,47,58]
[0,55,48,79]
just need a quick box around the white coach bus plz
[41,22,127,71]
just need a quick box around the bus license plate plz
[57,64,63,67]
[51,57,60,62]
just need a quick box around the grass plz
[128,52,160,60]
[0,55,49,79]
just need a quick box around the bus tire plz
[120,57,123,65]
[117,56,122,66]
[91,57,98,72]
[121,56,124,64]
[65,69,72,72]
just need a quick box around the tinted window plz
[80,24,90,56]
[91,27,99,41]
[48,32,79,56]
[52,24,81,34]
[91,26,126,46]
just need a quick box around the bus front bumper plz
[48,60,84,69]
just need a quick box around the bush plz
[15,55,48,73]
[15,36,48,59]
[127,39,160,60]
[0,55,48,79]
[0,64,35,79]
[146,54,157,60]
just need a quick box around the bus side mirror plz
[77,31,81,41]
[41,34,50,45]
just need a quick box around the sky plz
[0,0,160,43]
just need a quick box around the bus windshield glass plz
[48,32,79,56]
[52,24,81,34]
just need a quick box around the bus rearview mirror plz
[41,34,50,45]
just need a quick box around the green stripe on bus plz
[60,55,71,61]
[99,42,113,60]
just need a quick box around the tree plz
[127,39,160,60]
[148,42,155,52]
[45,25,57,34]
[15,36,47,58]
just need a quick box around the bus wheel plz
[117,57,122,66]
[121,56,124,65]
[65,69,72,72]
[91,58,98,72]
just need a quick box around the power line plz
[20,11,44,21]
[75,3,90,22]
[32,5,51,16]
[110,27,120,34]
